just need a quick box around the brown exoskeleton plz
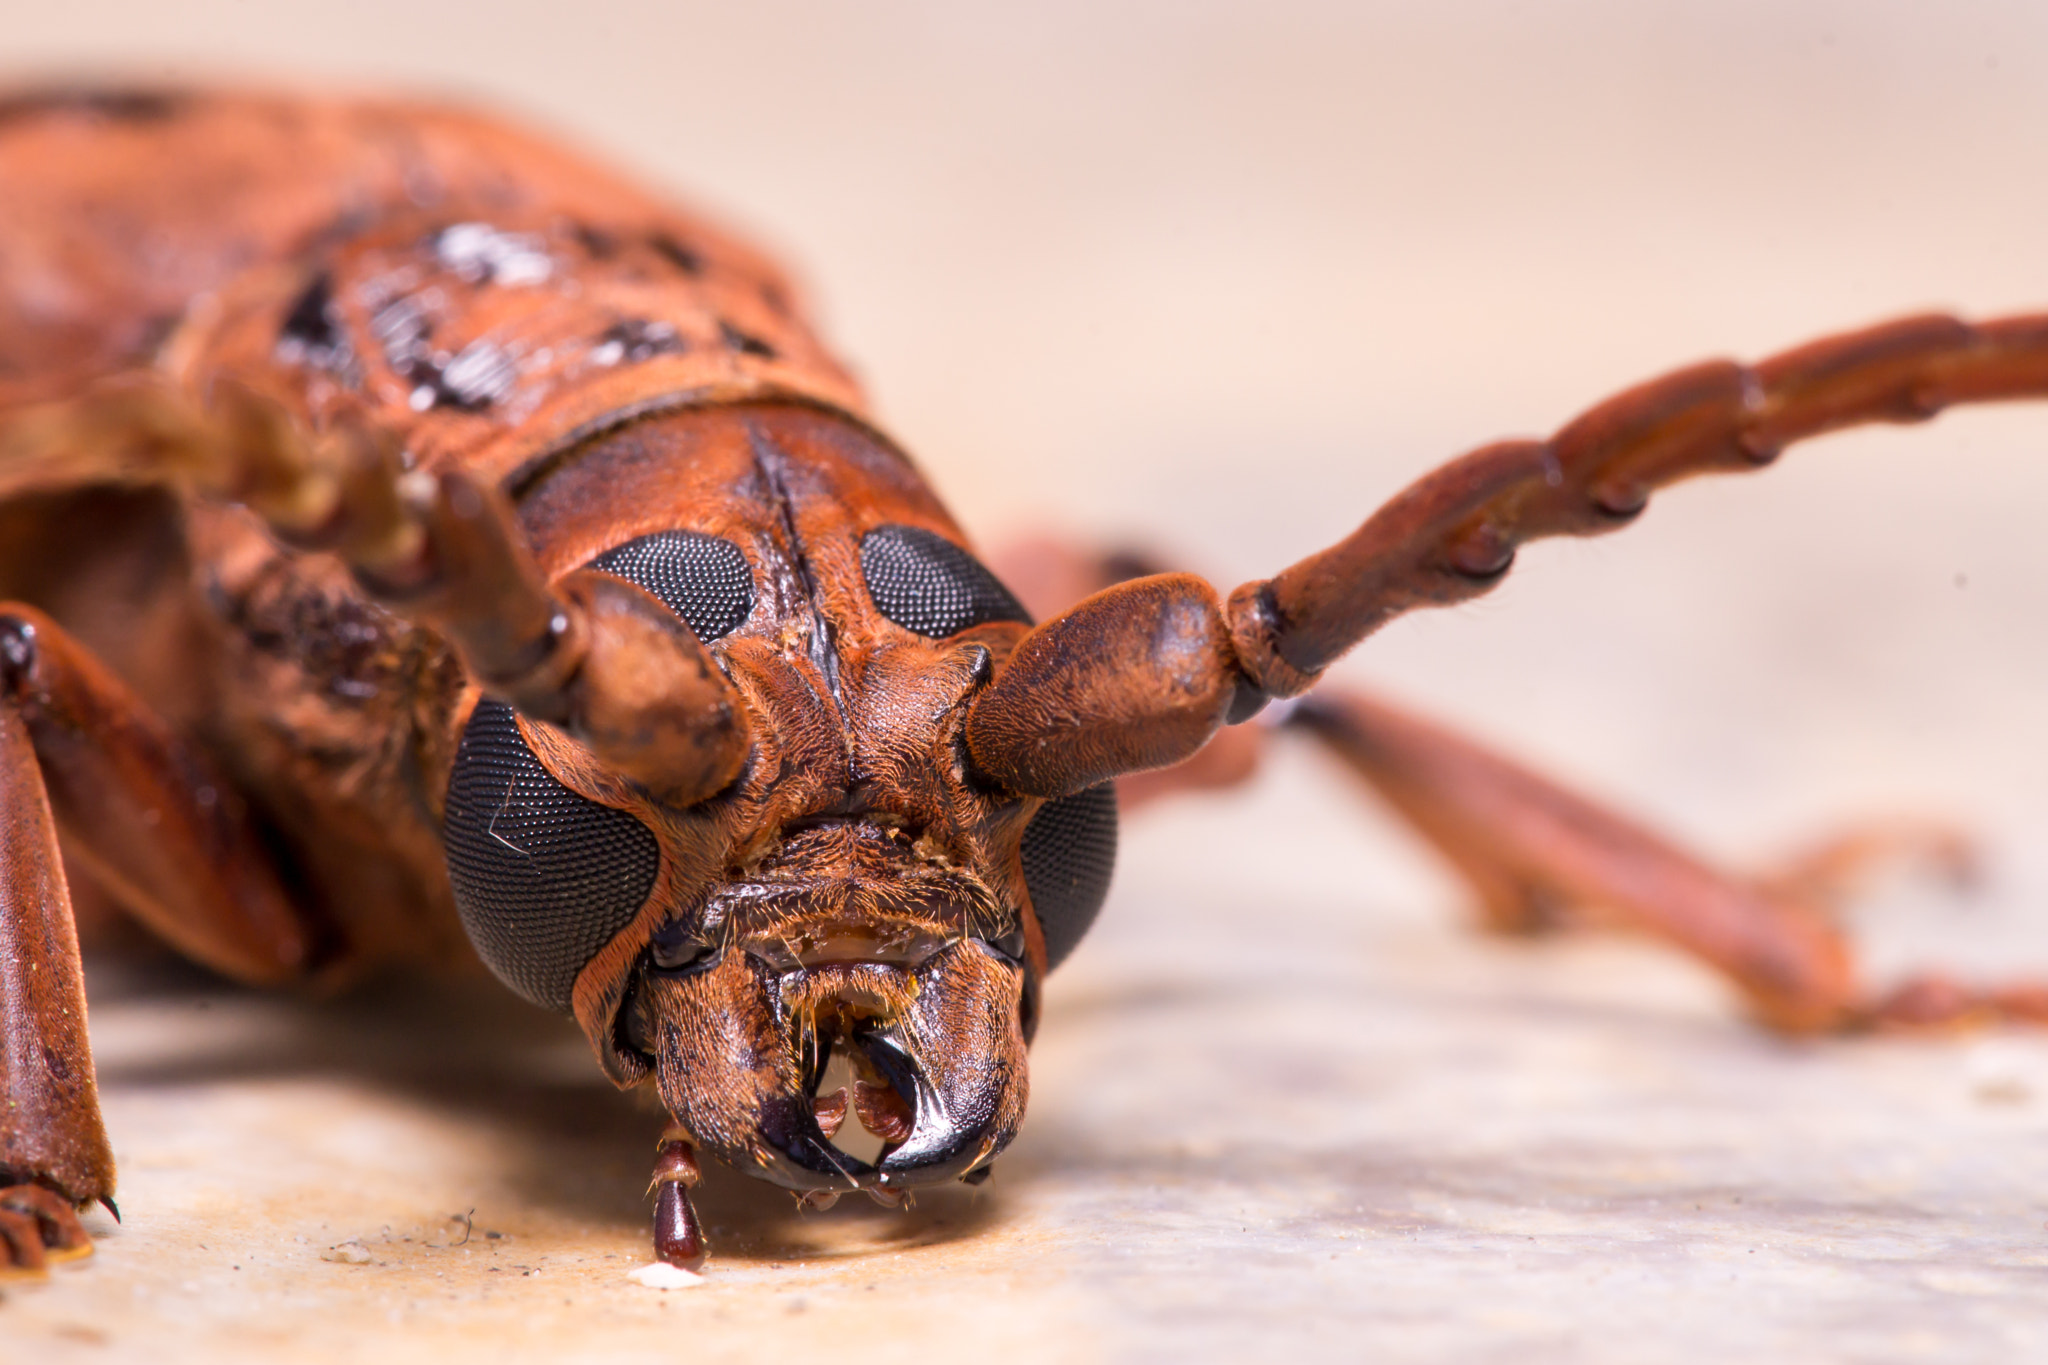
[3,88,2046,1273]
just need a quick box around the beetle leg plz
[0,601,320,1269]
[1,604,311,983]
[0,1185,95,1272]
[1,377,750,805]
[1,626,111,1270]
[1279,687,2048,1036]
[0,715,105,1272]
[1865,976,2048,1030]
[1755,819,1979,919]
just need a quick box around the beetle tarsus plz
[0,1184,95,1271]
[1867,977,2048,1031]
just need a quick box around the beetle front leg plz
[0,603,323,1269]
[1,647,111,1270]
[2,605,310,983]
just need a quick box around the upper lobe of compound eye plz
[859,525,1031,638]
[587,531,754,642]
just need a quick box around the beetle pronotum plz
[2,89,2044,1271]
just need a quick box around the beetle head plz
[442,405,1112,1196]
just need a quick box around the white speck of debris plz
[629,1262,704,1290]
[322,1239,374,1265]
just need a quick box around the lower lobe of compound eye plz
[1018,781,1118,971]
[444,699,661,1013]
[859,525,1030,638]
[587,531,753,642]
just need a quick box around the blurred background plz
[10,3,2048,1360]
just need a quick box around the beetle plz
[3,87,2046,1274]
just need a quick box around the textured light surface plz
[9,3,2048,1361]
[14,858,2048,1363]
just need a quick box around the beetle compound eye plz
[587,531,753,642]
[444,699,661,1012]
[859,525,1030,638]
[1018,781,1118,970]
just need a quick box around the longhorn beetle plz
[2,89,2045,1272]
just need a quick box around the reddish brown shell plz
[0,89,866,483]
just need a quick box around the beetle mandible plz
[2,88,2045,1272]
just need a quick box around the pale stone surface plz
[14,820,2048,1363]
[9,3,2048,1362]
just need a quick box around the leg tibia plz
[1,604,329,1266]
[0,699,113,1221]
